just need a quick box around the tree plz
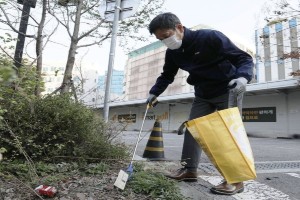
[1,0,165,96]
[47,0,165,94]
[262,0,299,24]
[35,0,47,96]
[0,0,58,96]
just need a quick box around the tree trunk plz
[35,0,47,97]
[61,0,83,94]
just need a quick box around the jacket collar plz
[181,27,195,49]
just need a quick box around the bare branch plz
[78,20,105,41]
[80,0,99,16]
[24,38,37,59]
[48,40,69,47]
[74,49,89,93]
[47,3,72,38]
[0,4,36,38]
[76,41,101,48]
[77,30,111,48]
[25,20,60,68]
[65,3,71,30]
[43,20,59,49]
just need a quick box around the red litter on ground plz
[34,185,57,197]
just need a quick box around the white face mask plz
[162,33,182,50]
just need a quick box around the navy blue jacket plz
[149,27,254,98]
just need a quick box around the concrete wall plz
[110,103,182,132]
[243,90,300,138]
[108,90,300,138]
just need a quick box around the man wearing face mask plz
[146,12,253,195]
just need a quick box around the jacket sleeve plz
[211,30,254,82]
[149,50,179,96]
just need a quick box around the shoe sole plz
[165,176,198,182]
[210,187,244,195]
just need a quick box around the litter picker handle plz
[150,98,158,107]
[130,104,149,165]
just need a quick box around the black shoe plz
[165,168,198,182]
[210,180,244,195]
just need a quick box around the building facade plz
[124,41,192,100]
[255,17,300,82]
[99,69,124,95]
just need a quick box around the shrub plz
[0,54,16,126]
[0,49,127,162]
[0,92,128,161]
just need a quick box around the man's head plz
[149,12,184,50]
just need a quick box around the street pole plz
[103,0,121,122]
[14,0,33,68]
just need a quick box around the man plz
[146,12,254,195]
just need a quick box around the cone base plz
[144,157,166,161]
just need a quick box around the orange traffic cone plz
[143,120,165,160]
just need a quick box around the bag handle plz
[177,121,188,135]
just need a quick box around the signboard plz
[143,112,169,121]
[17,0,37,8]
[99,0,140,22]
[118,114,136,123]
[242,107,276,122]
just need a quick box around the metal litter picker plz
[114,103,153,190]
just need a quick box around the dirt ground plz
[0,163,148,200]
[0,161,179,200]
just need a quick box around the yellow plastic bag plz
[185,107,256,184]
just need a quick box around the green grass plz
[128,169,184,200]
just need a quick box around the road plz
[121,131,300,200]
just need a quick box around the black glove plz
[146,94,158,107]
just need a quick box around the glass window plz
[277,59,284,64]
[263,26,269,36]
[289,18,297,28]
[275,23,282,32]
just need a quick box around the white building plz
[255,17,300,82]
[41,66,65,95]
[78,69,125,108]
[41,66,81,95]
[77,70,99,107]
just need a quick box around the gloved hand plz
[146,94,158,107]
[228,77,248,93]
